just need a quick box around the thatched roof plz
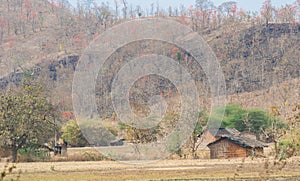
[206,128,240,137]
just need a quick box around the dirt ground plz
[1,157,300,181]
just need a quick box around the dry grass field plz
[1,157,300,181]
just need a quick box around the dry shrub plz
[51,147,110,162]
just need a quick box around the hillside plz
[0,1,299,121]
[0,0,108,78]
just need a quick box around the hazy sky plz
[68,0,296,12]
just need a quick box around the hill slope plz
[0,1,299,120]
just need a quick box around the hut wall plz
[209,139,247,159]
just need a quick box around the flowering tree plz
[261,0,274,25]
[229,3,237,17]
[277,4,297,23]
[194,0,215,30]
[218,1,237,17]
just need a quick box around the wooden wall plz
[208,139,264,159]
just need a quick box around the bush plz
[18,147,50,162]
[61,120,88,147]
[51,147,111,162]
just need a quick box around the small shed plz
[207,135,268,159]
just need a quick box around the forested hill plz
[0,0,299,117]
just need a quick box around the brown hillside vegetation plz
[0,1,299,180]
[0,1,299,124]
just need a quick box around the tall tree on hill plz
[261,0,274,26]
[195,0,215,29]
[114,0,119,18]
[195,0,215,11]
[277,4,297,23]
[218,1,237,17]
[121,0,127,19]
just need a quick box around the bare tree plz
[187,110,207,159]
[168,6,173,17]
[136,5,142,18]
[194,0,216,30]
[129,4,135,19]
[155,1,160,16]
[121,0,127,19]
[150,3,154,16]
[195,0,215,11]
[114,0,119,18]
[218,1,237,17]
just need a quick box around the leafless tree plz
[114,0,119,18]
[121,0,127,19]
[218,1,237,17]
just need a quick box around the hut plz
[207,135,268,159]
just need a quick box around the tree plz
[230,109,273,135]
[212,105,280,138]
[261,0,274,25]
[136,5,142,18]
[218,1,237,17]
[277,4,297,23]
[61,120,88,147]
[209,104,245,128]
[82,0,94,11]
[121,0,127,19]
[118,122,161,144]
[194,0,216,30]
[260,115,286,158]
[187,110,207,158]
[275,104,300,159]
[114,0,119,18]
[195,0,215,11]
[0,81,59,162]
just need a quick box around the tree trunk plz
[274,140,278,159]
[192,148,197,159]
[12,148,18,162]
